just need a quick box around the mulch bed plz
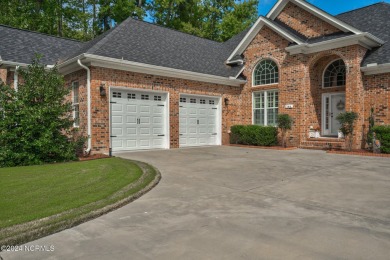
[327,149,390,158]
[226,144,297,150]
[79,154,111,161]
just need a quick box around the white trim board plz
[361,63,390,75]
[58,54,246,87]
[226,17,304,62]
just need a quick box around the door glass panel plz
[331,95,345,134]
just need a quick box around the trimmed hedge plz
[230,125,278,146]
[373,125,390,154]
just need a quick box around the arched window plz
[253,60,279,86]
[323,59,346,87]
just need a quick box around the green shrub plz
[277,114,293,147]
[0,57,85,167]
[373,125,390,154]
[336,111,358,151]
[230,125,277,146]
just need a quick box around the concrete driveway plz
[2,146,390,259]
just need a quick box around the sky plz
[258,0,390,16]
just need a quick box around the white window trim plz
[252,89,279,126]
[72,82,80,127]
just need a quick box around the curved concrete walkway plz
[2,147,390,259]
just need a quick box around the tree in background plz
[148,0,259,41]
[0,57,84,167]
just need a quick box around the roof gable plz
[267,0,362,34]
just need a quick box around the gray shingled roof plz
[0,25,83,65]
[336,2,390,66]
[63,18,245,77]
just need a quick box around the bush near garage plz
[230,125,278,146]
[0,57,84,167]
[373,125,390,154]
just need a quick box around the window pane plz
[254,109,265,125]
[253,60,279,86]
[74,104,80,127]
[73,82,79,103]
[323,59,346,87]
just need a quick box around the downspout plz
[77,59,92,155]
[14,65,19,91]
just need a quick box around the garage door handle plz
[157,104,164,107]
[110,136,117,138]
[110,101,117,104]
[212,108,217,110]
[212,133,217,135]
[157,134,165,136]
[137,118,140,124]
[197,120,199,125]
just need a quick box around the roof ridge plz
[0,23,82,42]
[336,2,389,16]
[85,19,130,54]
[126,17,223,44]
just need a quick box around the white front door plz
[110,89,168,151]
[322,93,346,136]
[179,95,220,147]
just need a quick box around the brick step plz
[300,139,345,150]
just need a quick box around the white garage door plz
[179,95,220,147]
[110,89,168,151]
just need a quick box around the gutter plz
[77,59,92,155]
[14,65,19,91]
[361,63,390,75]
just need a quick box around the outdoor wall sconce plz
[224,98,229,106]
[100,84,107,96]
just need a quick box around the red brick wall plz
[68,67,242,153]
[241,26,307,147]
[277,2,341,38]
[363,73,390,128]
[0,69,7,84]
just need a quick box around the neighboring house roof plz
[336,2,390,66]
[0,24,83,65]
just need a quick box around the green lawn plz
[0,157,159,245]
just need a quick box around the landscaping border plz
[0,160,161,247]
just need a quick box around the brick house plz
[1,0,389,154]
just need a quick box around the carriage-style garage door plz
[179,95,220,147]
[110,89,168,152]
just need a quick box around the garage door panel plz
[126,104,137,113]
[112,128,123,136]
[126,115,137,124]
[139,139,151,147]
[152,127,164,135]
[126,127,137,135]
[140,117,151,124]
[139,127,151,135]
[112,104,124,112]
[179,95,220,148]
[126,139,137,148]
[112,139,124,149]
[153,106,165,114]
[111,90,168,152]
[112,115,123,124]
[153,116,163,124]
[139,105,151,113]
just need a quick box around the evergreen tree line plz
[0,0,259,42]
